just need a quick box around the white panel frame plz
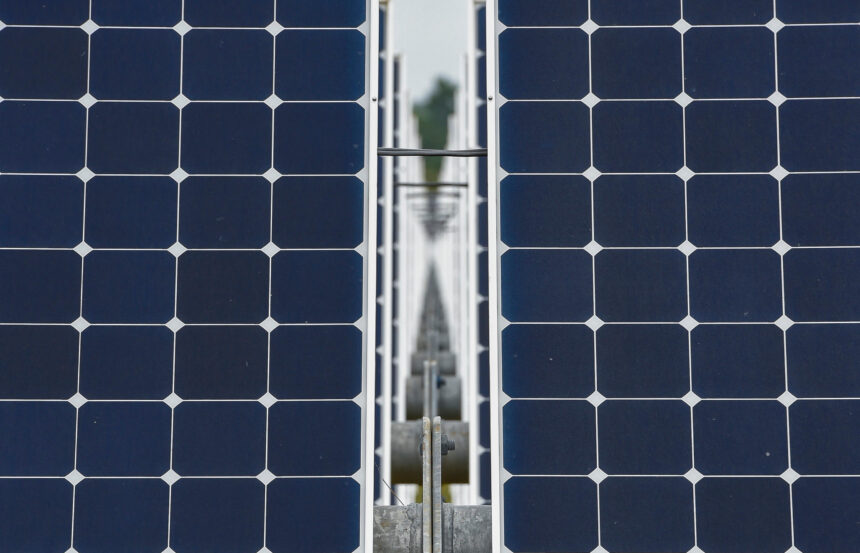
[364,0,381,547]
[483,0,503,551]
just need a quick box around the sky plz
[393,0,470,102]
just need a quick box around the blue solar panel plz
[0,2,374,551]
[489,1,860,552]
[473,1,492,506]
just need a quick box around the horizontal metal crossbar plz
[378,148,488,157]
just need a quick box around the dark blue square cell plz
[778,26,859,98]
[498,0,588,25]
[0,101,85,173]
[504,477,597,553]
[77,402,171,476]
[684,0,772,23]
[175,326,268,399]
[83,251,175,324]
[689,250,782,322]
[276,30,365,101]
[478,251,489,297]
[499,101,590,173]
[504,400,595,474]
[598,400,691,474]
[184,30,272,101]
[476,53,487,100]
[684,28,775,98]
[268,402,360,475]
[501,324,593,398]
[74,479,168,553]
[0,28,88,99]
[597,324,689,398]
[0,251,81,323]
[687,175,780,247]
[179,177,269,248]
[80,326,173,399]
[788,324,860,397]
[780,100,860,172]
[790,400,860,474]
[181,103,271,174]
[85,176,177,248]
[593,101,683,172]
[686,100,776,172]
[477,105,488,149]
[173,402,266,476]
[274,103,365,174]
[784,249,860,321]
[0,480,71,552]
[91,0,181,25]
[478,201,489,247]
[592,0,678,24]
[694,400,787,475]
[0,402,75,475]
[90,29,180,100]
[595,250,687,322]
[594,175,685,247]
[0,326,78,399]
[501,250,593,322]
[276,0,365,27]
[476,6,486,49]
[171,479,264,553]
[691,324,785,398]
[793,478,860,553]
[782,174,860,246]
[499,28,588,100]
[0,175,82,247]
[480,452,491,501]
[185,0,273,26]
[500,176,591,247]
[480,400,491,448]
[776,0,860,23]
[592,28,681,99]
[271,251,363,324]
[272,176,363,248]
[88,102,178,174]
[177,251,269,324]
[0,0,88,24]
[269,326,362,399]
[266,479,359,553]
[600,478,694,552]
[696,478,791,553]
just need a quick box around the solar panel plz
[486,1,859,552]
[469,0,492,508]
[374,0,396,506]
[0,2,377,552]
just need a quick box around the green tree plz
[413,77,457,181]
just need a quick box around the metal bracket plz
[378,147,488,157]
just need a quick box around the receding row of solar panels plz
[471,0,492,507]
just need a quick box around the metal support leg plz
[432,416,443,553]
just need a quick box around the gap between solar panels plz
[372,0,491,549]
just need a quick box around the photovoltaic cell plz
[488,1,860,551]
[472,2,492,505]
[0,2,374,552]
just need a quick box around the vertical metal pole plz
[432,417,443,553]
[423,358,434,420]
[422,417,432,553]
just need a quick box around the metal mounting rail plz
[378,148,488,157]
[396,182,469,188]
